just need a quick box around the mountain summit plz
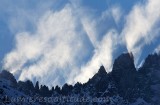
[97,65,107,75]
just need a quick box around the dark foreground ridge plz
[0,53,160,105]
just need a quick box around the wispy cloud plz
[122,0,160,64]
[3,4,93,86]
[71,3,122,83]
[74,29,118,83]
[2,0,160,86]
[111,6,122,25]
[3,1,122,86]
[0,0,60,34]
[154,45,160,54]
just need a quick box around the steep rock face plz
[61,83,73,95]
[39,85,51,97]
[35,81,40,93]
[17,80,35,95]
[112,53,136,81]
[87,66,110,92]
[0,70,17,87]
[81,66,114,99]
[111,53,137,100]
[72,82,82,94]
[139,53,160,104]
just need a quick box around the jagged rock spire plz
[112,52,136,78]
[111,53,137,99]
[35,81,39,91]
[97,65,107,75]
[113,52,135,69]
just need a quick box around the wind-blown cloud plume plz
[154,45,160,54]
[3,4,93,86]
[2,0,160,86]
[122,0,160,63]
[74,30,118,83]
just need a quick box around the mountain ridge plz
[0,52,160,105]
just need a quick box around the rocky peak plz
[86,65,109,92]
[112,53,136,78]
[90,65,108,81]
[112,53,136,77]
[55,85,61,94]
[97,65,107,75]
[61,83,73,95]
[35,81,39,91]
[39,85,51,97]
[0,70,17,87]
[111,53,137,98]
[113,52,135,69]
[17,80,35,95]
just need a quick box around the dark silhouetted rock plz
[35,81,39,93]
[61,83,73,95]
[55,85,61,94]
[88,65,109,93]
[144,53,160,67]
[0,70,17,87]
[39,85,51,97]
[0,52,160,104]
[17,80,35,95]
[111,53,137,100]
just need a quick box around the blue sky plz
[0,0,160,87]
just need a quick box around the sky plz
[0,0,160,87]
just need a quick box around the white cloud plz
[3,0,160,87]
[111,6,122,24]
[3,4,93,86]
[154,45,160,54]
[70,4,121,83]
[74,29,118,83]
[81,17,100,48]
[3,2,120,86]
[122,0,160,63]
